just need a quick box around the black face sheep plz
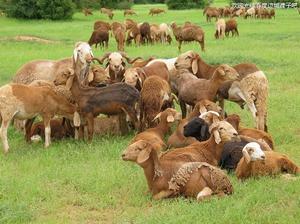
[122,140,233,201]
[236,142,300,180]
[183,117,210,142]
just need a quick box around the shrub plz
[229,0,253,4]
[2,0,75,20]
[166,0,210,10]
[73,0,133,9]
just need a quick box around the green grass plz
[1,3,300,224]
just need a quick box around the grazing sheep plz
[159,23,172,44]
[161,121,240,166]
[111,22,126,37]
[122,140,233,201]
[140,22,151,44]
[124,9,137,16]
[236,142,300,180]
[225,19,239,37]
[82,8,93,16]
[88,28,109,48]
[114,27,126,51]
[150,24,161,43]
[149,8,165,16]
[203,7,220,22]
[93,21,111,31]
[215,18,226,39]
[244,7,255,19]
[270,9,275,19]
[124,19,137,30]
[126,22,141,46]
[171,22,205,52]
[100,7,114,20]
[140,76,173,130]
[130,108,181,152]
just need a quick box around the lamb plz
[175,64,239,117]
[225,19,239,37]
[149,8,165,16]
[140,76,173,131]
[82,8,93,16]
[167,100,222,148]
[93,21,111,31]
[130,108,181,152]
[124,9,137,16]
[174,51,269,131]
[124,61,170,91]
[114,27,126,51]
[122,140,233,201]
[215,19,226,39]
[94,52,140,83]
[161,121,240,167]
[88,28,109,48]
[67,44,140,141]
[171,22,205,52]
[139,22,151,44]
[235,142,300,180]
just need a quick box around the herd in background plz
[1,40,299,201]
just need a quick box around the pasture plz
[0,2,300,223]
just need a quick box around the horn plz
[119,52,142,64]
[152,112,161,122]
[242,147,251,164]
[171,93,179,104]
[97,52,111,64]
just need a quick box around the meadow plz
[0,2,300,223]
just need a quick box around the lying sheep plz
[130,108,181,152]
[215,19,226,39]
[171,22,205,52]
[122,140,233,201]
[235,142,300,180]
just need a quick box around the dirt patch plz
[1,35,60,44]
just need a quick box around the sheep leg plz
[86,114,94,142]
[178,40,182,52]
[196,187,213,202]
[43,116,51,148]
[25,118,35,142]
[153,190,173,200]
[0,117,11,153]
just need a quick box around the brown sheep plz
[215,18,226,39]
[149,8,165,16]
[82,8,93,16]
[93,21,111,31]
[270,9,275,19]
[150,24,161,43]
[161,121,240,166]
[203,7,220,22]
[122,140,233,201]
[130,108,181,152]
[111,22,126,37]
[236,142,300,180]
[124,9,137,16]
[115,27,126,51]
[124,19,137,30]
[126,23,141,46]
[225,19,239,37]
[100,7,114,20]
[171,22,205,52]
[167,100,222,148]
[140,22,151,44]
[88,27,109,48]
[124,61,170,91]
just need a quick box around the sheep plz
[124,61,170,91]
[225,19,239,37]
[0,83,80,153]
[159,23,172,44]
[88,27,109,49]
[122,140,233,201]
[161,121,240,166]
[124,19,137,30]
[124,9,137,16]
[130,108,181,152]
[235,142,300,180]
[270,9,275,19]
[183,117,210,142]
[100,7,114,20]
[149,8,165,16]
[244,7,255,19]
[82,8,93,16]
[29,118,74,142]
[203,7,220,22]
[126,22,141,46]
[174,51,268,131]
[139,22,151,44]
[215,19,226,39]
[167,100,222,148]
[171,22,205,52]
[111,22,126,37]
[175,64,239,117]
[93,21,111,31]
[66,45,140,141]
[140,76,173,131]
[146,58,177,71]
[150,24,161,43]
[114,27,126,51]
[93,52,141,83]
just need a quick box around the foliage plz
[166,0,209,9]
[73,0,133,9]
[2,0,75,20]
[229,0,253,4]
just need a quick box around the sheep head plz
[122,140,151,163]
[195,100,222,115]
[215,64,239,81]
[73,42,93,65]
[54,68,74,86]
[153,108,182,123]
[242,142,265,164]
[123,67,144,87]
[199,111,221,125]
[175,50,200,75]
[88,65,110,84]
[209,121,240,144]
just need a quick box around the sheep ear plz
[73,112,81,127]
[200,125,207,139]
[167,115,175,123]
[73,48,78,63]
[242,148,251,164]
[66,76,74,90]
[212,115,219,123]
[87,71,94,83]
[192,58,198,74]
[213,130,221,144]
[218,67,225,76]
[152,112,161,122]
[137,147,152,164]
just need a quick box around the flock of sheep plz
[0,5,299,202]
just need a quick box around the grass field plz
[0,2,300,223]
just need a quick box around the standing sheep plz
[149,8,165,16]
[88,28,109,49]
[225,19,239,37]
[124,9,137,16]
[140,22,151,44]
[115,27,126,51]
[215,18,226,39]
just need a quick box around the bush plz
[229,0,252,4]
[166,0,210,10]
[73,0,133,9]
[2,0,75,20]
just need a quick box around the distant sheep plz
[225,19,239,37]
[149,8,165,16]
[215,19,226,39]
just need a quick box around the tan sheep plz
[215,19,226,39]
